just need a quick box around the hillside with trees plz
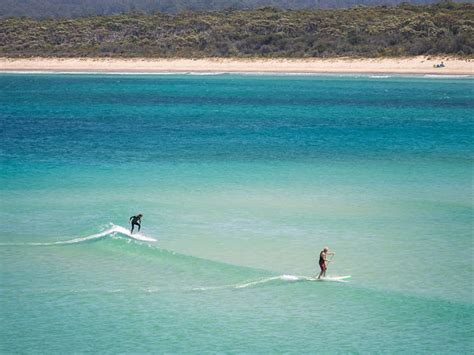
[0,0,444,18]
[0,2,472,58]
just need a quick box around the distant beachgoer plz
[317,247,335,279]
[129,214,143,234]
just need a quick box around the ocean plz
[1,73,472,353]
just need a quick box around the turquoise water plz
[1,73,473,353]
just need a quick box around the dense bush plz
[0,0,443,18]
[0,2,472,57]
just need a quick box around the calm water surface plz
[1,73,473,353]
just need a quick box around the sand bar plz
[0,57,472,75]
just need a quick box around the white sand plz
[0,57,472,75]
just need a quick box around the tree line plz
[0,2,472,58]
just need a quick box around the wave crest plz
[0,224,157,246]
[192,274,351,291]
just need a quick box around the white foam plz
[0,224,157,246]
[2,70,471,78]
[423,74,472,79]
[234,276,282,289]
[109,225,157,242]
[234,274,351,288]
[193,274,351,292]
[188,72,226,76]
[299,275,351,282]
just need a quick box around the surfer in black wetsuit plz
[317,247,335,279]
[129,214,143,234]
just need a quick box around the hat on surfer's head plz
[323,247,329,251]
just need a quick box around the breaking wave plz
[192,274,350,291]
[0,224,157,246]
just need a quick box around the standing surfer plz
[129,214,143,234]
[317,247,335,279]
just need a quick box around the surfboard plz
[128,233,156,242]
[112,225,157,242]
[306,275,351,282]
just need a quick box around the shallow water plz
[1,73,472,353]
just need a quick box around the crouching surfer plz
[317,247,335,279]
[129,214,143,234]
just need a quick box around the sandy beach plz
[0,57,472,75]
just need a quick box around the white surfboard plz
[305,275,351,282]
[111,225,157,242]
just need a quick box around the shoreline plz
[0,57,472,75]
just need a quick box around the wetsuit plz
[319,252,327,271]
[129,215,141,233]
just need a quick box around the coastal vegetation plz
[0,0,443,18]
[0,2,472,58]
